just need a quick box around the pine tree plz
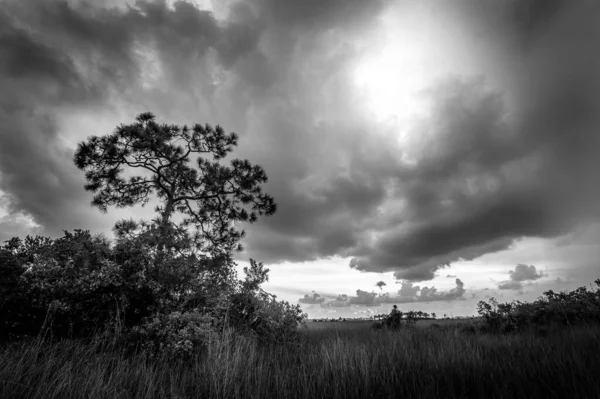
[74,112,276,257]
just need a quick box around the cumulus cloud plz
[510,264,547,282]
[349,290,379,306]
[498,263,547,291]
[421,279,466,301]
[298,292,326,305]
[319,290,381,307]
[1,0,599,286]
[385,279,466,303]
[320,294,351,308]
[398,281,421,298]
[375,281,387,290]
[317,278,466,308]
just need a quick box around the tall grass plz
[1,323,599,399]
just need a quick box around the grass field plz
[1,319,599,399]
[304,317,477,332]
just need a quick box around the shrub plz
[126,309,218,359]
[373,310,403,330]
[0,231,307,356]
[477,279,600,333]
[0,232,124,340]
[228,260,306,343]
[19,257,127,338]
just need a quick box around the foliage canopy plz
[74,112,276,256]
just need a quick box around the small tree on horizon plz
[73,112,276,257]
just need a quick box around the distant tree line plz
[369,281,600,333]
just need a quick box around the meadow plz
[305,317,474,332]
[1,319,599,399]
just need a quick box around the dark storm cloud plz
[0,0,393,249]
[230,0,398,263]
[252,7,599,281]
[498,264,547,291]
[511,0,567,45]
[0,0,265,240]
[0,11,105,238]
[251,0,386,32]
[345,1,600,281]
[2,0,599,286]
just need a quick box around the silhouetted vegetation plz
[477,279,600,333]
[373,308,434,330]
[0,113,303,357]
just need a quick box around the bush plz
[228,260,306,343]
[229,291,305,343]
[477,279,600,333]
[0,231,307,356]
[373,310,403,330]
[126,309,218,359]
[0,232,125,340]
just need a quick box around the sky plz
[1,0,599,318]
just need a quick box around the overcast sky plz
[1,0,599,318]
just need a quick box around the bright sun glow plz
[354,46,430,124]
[353,3,459,126]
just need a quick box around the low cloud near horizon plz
[498,264,547,292]
[298,292,326,305]
[1,0,600,291]
[306,278,467,308]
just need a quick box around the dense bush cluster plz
[477,280,600,333]
[128,309,218,358]
[0,228,306,355]
[229,291,305,344]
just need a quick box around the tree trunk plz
[157,198,174,254]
